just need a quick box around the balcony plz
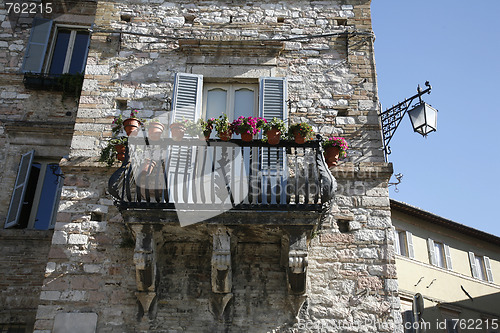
[108,137,336,309]
[108,136,336,216]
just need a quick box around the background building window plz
[0,323,26,333]
[394,229,414,258]
[48,27,90,75]
[4,151,63,230]
[469,252,494,282]
[427,238,452,270]
[21,18,90,74]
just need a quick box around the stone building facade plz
[0,0,402,332]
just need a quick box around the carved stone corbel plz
[211,228,232,293]
[283,229,309,295]
[131,224,157,319]
[210,228,232,320]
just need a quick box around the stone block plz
[68,234,89,245]
[53,312,97,333]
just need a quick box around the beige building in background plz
[391,199,500,333]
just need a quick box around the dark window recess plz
[0,323,27,333]
[23,72,84,97]
[337,220,350,233]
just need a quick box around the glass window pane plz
[68,31,90,74]
[206,88,227,120]
[234,88,254,119]
[18,163,41,228]
[33,164,61,230]
[475,256,486,280]
[434,242,445,268]
[398,231,407,256]
[49,30,71,75]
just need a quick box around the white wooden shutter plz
[393,230,401,255]
[169,73,203,203]
[444,244,452,270]
[22,18,53,73]
[259,77,287,204]
[171,73,203,125]
[484,256,493,282]
[406,231,414,259]
[427,238,436,266]
[259,77,287,171]
[5,151,35,228]
[469,252,479,279]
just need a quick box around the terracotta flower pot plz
[324,146,340,167]
[241,132,253,142]
[201,129,212,141]
[294,132,306,144]
[148,122,165,141]
[123,118,141,136]
[170,123,186,141]
[114,144,126,161]
[266,128,281,145]
[141,159,157,175]
[218,131,232,141]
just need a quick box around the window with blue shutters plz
[4,153,63,230]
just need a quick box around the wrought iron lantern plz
[408,102,438,136]
[379,81,438,158]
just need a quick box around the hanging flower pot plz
[141,159,157,175]
[170,122,186,141]
[324,146,340,167]
[322,136,348,168]
[266,128,281,145]
[123,118,141,136]
[114,144,126,161]
[241,132,253,142]
[148,121,165,141]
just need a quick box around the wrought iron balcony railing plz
[108,137,335,213]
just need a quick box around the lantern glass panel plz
[408,103,437,136]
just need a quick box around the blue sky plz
[371,1,500,237]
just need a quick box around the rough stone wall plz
[0,231,52,331]
[0,1,97,329]
[32,0,402,332]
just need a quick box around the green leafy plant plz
[263,117,287,134]
[288,122,314,140]
[215,114,232,137]
[99,136,128,167]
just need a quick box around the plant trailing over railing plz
[99,136,128,167]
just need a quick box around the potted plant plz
[289,122,314,144]
[123,110,142,136]
[231,116,267,142]
[111,114,124,136]
[215,114,232,141]
[170,119,188,141]
[322,136,348,167]
[147,119,165,141]
[263,117,287,145]
[200,118,216,140]
[99,136,128,167]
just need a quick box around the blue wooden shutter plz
[5,151,35,228]
[22,18,53,73]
